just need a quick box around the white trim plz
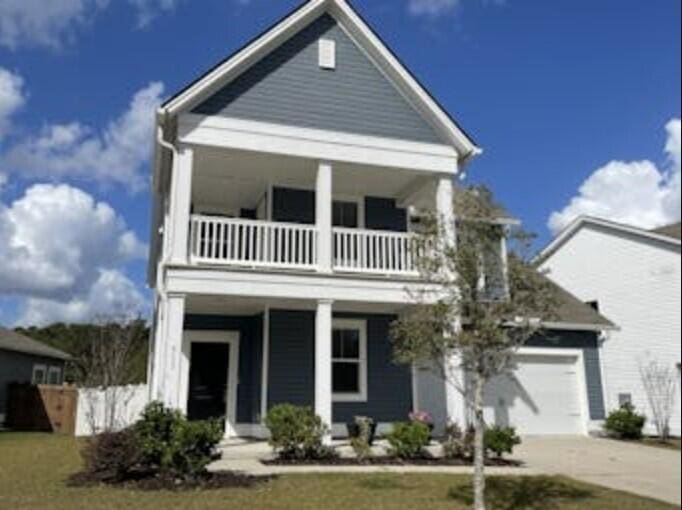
[260,308,270,423]
[178,114,459,174]
[32,364,47,385]
[182,330,241,439]
[165,266,443,305]
[161,0,479,159]
[319,38,336,69]
[537,215,682,264]
[331,318,368,403]
[516,346,591,436]
[47,366,62,385]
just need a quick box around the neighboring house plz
[0,327,71,426]
[538,217,682,437]
[148,0,613,438]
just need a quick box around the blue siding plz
[268,310,316,409]
[184,315,263,424]
[527,331,606,420]
[193,15,442,144]
[267,310,412,423]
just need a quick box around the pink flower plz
[409,411,434,425]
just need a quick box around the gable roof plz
[537,216,682,264]
[651,222,682,240]
[542,276,616,331]
[0,328,71,361]
[159,0,480,161]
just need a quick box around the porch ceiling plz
[192,146,429,209]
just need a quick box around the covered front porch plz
[150,293,460,439]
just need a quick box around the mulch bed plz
[263,457,522,467]
[68,471,275,492]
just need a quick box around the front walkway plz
[515,436,682,506]
[209,439,540,476]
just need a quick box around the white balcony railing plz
[333,227,420,276]
[190,215,318,270]
[189,216,420,277]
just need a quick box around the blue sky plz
[0,0,680,327]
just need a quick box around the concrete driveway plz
[516,436,681,506]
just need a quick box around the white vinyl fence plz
[75,384,149,437]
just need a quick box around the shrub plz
[349,416,374,460]
[168,419,224,476]
[264,404,332,460]
[135,402,223,477]
[81,428,142,482]
[484,426,521,458]
[442,422,475,459]
[386,421,430,459]
[604,403,647,440]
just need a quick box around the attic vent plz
[319,39,336,70]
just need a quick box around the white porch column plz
[435,175,467,425]
[169,145,194,265]
[316,162,333,273]
[159,293,186,410]
[315,299,333,441]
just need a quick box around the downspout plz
[149,120,177,401]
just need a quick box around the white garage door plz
[483,353,585,435]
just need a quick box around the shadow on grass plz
[448,476,594,510]
[358,476,410,491]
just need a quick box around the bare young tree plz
[80,315,147,434]
[391,186,559,510]
[640,359,679,442]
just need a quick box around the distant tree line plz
[16,319,150,386]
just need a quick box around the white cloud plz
[0,183,147,305]
[0,0,181,50]
[127,0,182,28]
[548,119,682,235]
[0,68,26,141]
[408,0,461,17]
[17,269,148,327]
[0,0,107,50]
[1,82,164,191]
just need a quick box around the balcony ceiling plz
[192,146,429,211]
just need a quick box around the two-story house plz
[539,217,682,437]
[148,0,613,439]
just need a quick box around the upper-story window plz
[333,200,359,228]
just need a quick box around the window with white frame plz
[47,366,62,385]
[32,364,47,385]
[332,319,367,402]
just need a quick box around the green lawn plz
[0,433,676,510]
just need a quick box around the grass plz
[641,438,682,451]
[0,433,676,510]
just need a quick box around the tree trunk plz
[473,373,487,510]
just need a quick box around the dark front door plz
[187,342,230,422]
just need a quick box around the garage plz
[483,351,586,435]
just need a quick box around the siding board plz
[194,15,442,144]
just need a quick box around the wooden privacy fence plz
[7,384,78,435]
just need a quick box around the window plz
[32,364,47,385]
[332,320,367,402]
[47,366,62,386]
[333,201,359,228]
[619,393,632,407]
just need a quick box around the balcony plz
[189,215,420,277]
